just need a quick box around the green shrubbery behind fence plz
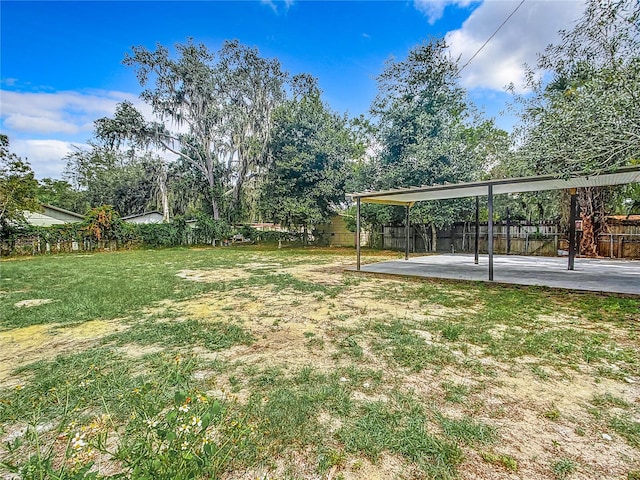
[1,210,296,256]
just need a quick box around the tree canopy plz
[258,76,359,231]
[0,134,40,228]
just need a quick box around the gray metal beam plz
[405,205,410,260]
[474,196,479,265]
[488,185,494,281]
[568,188,577,270]
[506,207,511,255]
[356,197,361,271]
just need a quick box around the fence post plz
[618,236,624,259]
[610,234,614,258]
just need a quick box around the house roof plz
[42,204,84,219]
[121,211,163,220]
[349,165,640,206]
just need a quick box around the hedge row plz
[1,208,297,255]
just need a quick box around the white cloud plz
[0,89,146,136]
[414,0,474,24]
[0,88,159,179]
[260,0,294,14]
[445,0,585,93]
[10,139,86,180]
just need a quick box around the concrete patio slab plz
[352,254,640,296]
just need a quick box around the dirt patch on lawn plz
[176,268,250,283]
[0,319,129,387]
[14,298,56,308]
[479,371,640,479]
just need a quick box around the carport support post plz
[488,185,494,281]
[568,188,577,271]
[506,207,511,255]
[474,196,479,264]
[356,197,361,271]
[405,204,410,260]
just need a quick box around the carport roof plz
[349,165,640,205]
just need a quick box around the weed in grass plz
[552,458,577,479]
[229,375,241,390]
[544,408,561,421]
[306,337,325,350]
[338,399,463,479]
[251,367,284,388]
[372,321,456,372]
[105,318,253,351]
[591,393,631,409]
[342,276,361,287]
[441,381,470,404]
[437,415,496,445]
[572,296,640,323]
[413,284,475,309]
[0,351,251,478]
[531,365,550,380]
[243,368,353,453]
[316,446,346,473]
[336,365,384,387]
[481,451,518,472]
[239,272,335,296]
[587,406,604,420]
[595,366,628,381]
[609,415,640,448]
[336,335,364,360]
[440,322,463,342]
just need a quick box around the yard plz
[0,247,638,479]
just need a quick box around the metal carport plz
[349,165,640,281]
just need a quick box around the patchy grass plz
[1,246,639,479]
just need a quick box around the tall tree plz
[96,40,287,220]
[370,40,505,250]
[36,178,85,213]
[0,134,39,228]
[510,0,640,254]
[63,146,163,217]
[259,75,359,234]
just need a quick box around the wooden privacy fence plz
[597,234,640,258]
[382,222,560,256]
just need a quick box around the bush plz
[138,222,187,248]
[191,215,232,245]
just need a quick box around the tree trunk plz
[431,223,437,252]
[577,186,610,257]
[157,164,170,222]
[580,213,598,257]
[414,224,429,252]
[211,197,220,220]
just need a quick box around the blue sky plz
[1,0,585,179]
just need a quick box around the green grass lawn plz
[1,247,639,479]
